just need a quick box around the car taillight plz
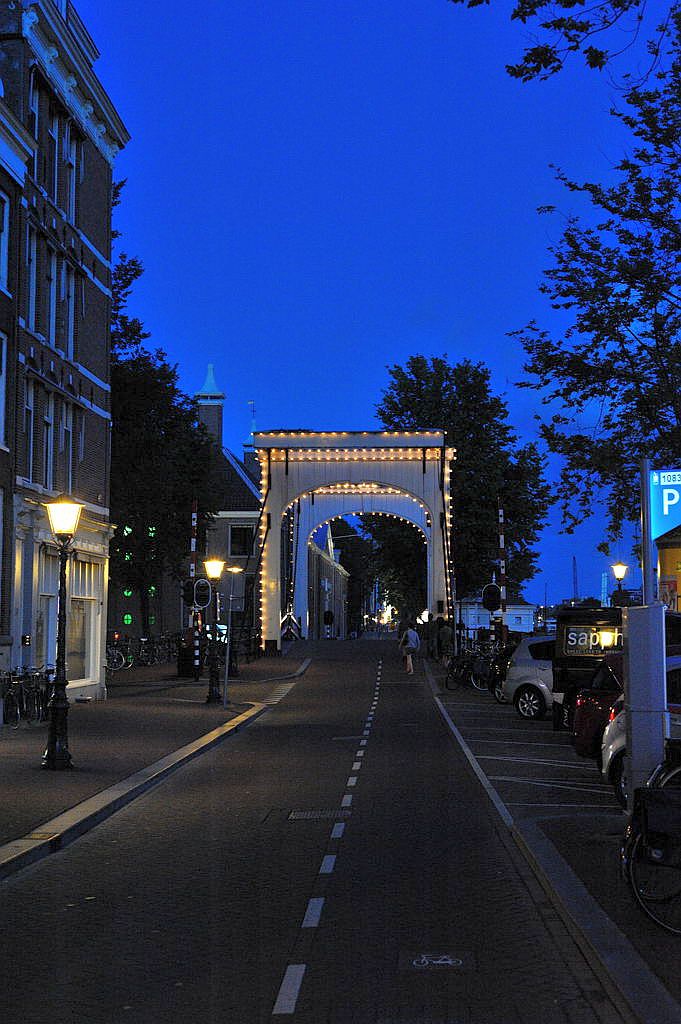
[576,696,585,708]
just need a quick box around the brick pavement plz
[0,649,308,848]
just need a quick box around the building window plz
[230,526,253,556]
[60,399,73,492]
[28,74,39,181]
[64,263,75,358]
[42,392,54,489]
[25,378,34,481]
[67,598,90,679]
[64,121,78,222]
[0,191,9,291]
[0,332,6,447]
[48,110,59,204]
[27,226,37,332]
[46,247,57,346]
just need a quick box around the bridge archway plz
[254,430,455,651]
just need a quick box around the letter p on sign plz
[663,488,680,517]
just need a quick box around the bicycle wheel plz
[627,830,681,934]
[659,764,681,789]
[3,693,20,729]
[106,648,126,672]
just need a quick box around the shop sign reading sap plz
[562,626,623,657]
[650,469,681,540]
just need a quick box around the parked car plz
[572,654,623,760]
[601,656,681,807]
[502,634,555,719]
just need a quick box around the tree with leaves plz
[515,11,681,548]
[109,184,221,630]
[448,0,678,82]
[375,356,551,602]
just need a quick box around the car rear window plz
[528,640,555,661]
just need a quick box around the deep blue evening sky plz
[77,0,659,605]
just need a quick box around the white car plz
[502,634,556,719]
[601,656,681,807]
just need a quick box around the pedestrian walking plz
[399,621,420,675]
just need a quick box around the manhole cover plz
[288,809,353,820]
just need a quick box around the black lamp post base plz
[42,746,73,770]
[206,653,222,703]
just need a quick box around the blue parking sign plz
[650,468,681,539]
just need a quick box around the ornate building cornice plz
[22,2,130,166]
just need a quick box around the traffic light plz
[193,578,212,609]
[482,583,502,612]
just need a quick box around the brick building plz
[0,1,128,695]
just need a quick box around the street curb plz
[423,661,681,1024]
[0,701,267,883]
[106,657,313,698]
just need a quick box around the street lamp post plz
[224,566,244,709]
[204,558,225,704]
[612,561,628,606]
[43,495,84,770]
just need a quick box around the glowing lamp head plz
[612,561,628,583]
[204,558,225,580]
[599,629,616,648]
[45,494,83,540]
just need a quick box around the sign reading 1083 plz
[650,469,681,541]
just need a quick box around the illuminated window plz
[148,585,157,597]
[149,615,156,625]
[123,587,133,598]
[148,525,156,538]
[123,525,132,536]
[123,613,132,625]
[124,552,132,562]
[0,191,9,292]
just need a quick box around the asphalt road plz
[0,641,626,1023]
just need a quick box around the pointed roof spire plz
[195,363,225,400]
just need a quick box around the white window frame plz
[42,391,54,489]
[25,378,34,481]
[27,226,37,332]
[0,191,9,292]
[46,246,57,346]
[0,332,6,447]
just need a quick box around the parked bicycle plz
[621,738,681,934]
[444,650,489,692]
[1,666,53,727]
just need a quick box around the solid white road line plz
[272,964,306,1015]
[302,897,325,928]
[477,755,598,771]
[489,775,610,794]
[320,855,336,874]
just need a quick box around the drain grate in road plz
[288,809,353,821]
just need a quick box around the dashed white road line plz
[272,964,306,1015]
[319,855,336,874]
[347,776,358,787]
[356,750,365,757]
[352,761,362,770]
[359,739,367,747]
[341,794,353,807]
[301,897,325,928]
[331,822,345,839]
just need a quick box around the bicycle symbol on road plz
[412,953,463,969]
